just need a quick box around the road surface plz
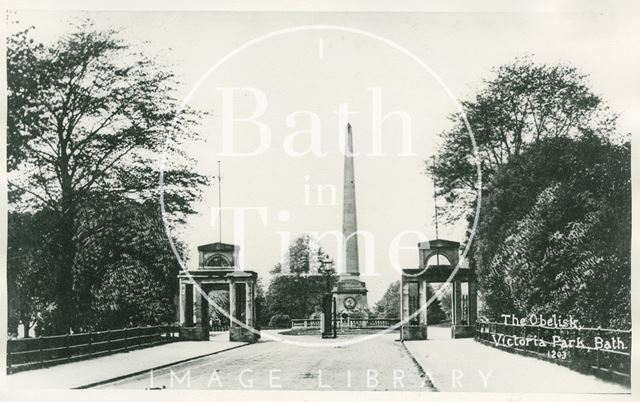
[98,332,432,391]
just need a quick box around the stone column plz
[399,279,405,340]
[419,280,428,326]
[229,281,236,327]
[179,282,187,326]
[401,280,410,322]
[184,283,193,326]
[194,288,203,326]
[251,281,257,327]
[468,280,478,324]
[201,291,209,330]
[453,281,462,325]
[245,281,253,327]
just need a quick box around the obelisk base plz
[333,275,369,318]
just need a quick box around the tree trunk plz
[52,128,78,335]
[21,312,30,338]
[54,188,77,334]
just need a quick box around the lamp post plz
[319,256,336,338]
[320,256,335,293]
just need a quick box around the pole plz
[331,297,338,338]
[218,160,222,242]
[433,156,439,240]
[433,156,440,266]
[400,277,404,341]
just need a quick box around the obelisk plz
[343,123,359,276]
[334,123,369,316]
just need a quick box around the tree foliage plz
[254,279,269,327]
[74,200,184,331]
[268,314,292,329]
[374,281,446,324]
[428,57,617,221]
[374,281,400,318]
[428,57,630,330]
[265,235,336,320]
[475,134,630,328]
[8,21,205,217]
[7,211,57,337]
[7,19,207,334]
[207,290,230,328]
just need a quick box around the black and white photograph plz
[1,1,637,401]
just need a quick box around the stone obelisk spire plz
[342,123,359,277]
[334,123,368,316]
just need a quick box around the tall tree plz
[254,279,269,327]
[265,235,335,319]
[426,58,629,329]
[7,211,57,337]
[475,134,630,328]
[427,57,617,221]
[74,200,185,331]
[374,281,446,323]
[374,281,400,318]
[7,20,207,333]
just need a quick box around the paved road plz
[99,333,432,391]
[405,337,631,393]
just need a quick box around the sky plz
[10,9,640,305]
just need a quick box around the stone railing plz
[339,318,400,329]
[291,319,321,328]
[291,318,399,329]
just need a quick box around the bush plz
[340,310,369,320]
[268,313,292,329]
[309,309,322,320]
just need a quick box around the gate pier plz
[178,242,259,343]
[401,239,477,340]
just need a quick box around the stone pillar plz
[184,283,193,326]
[245,281,253,327]
[401,280,410,322]
[468,280,478,324]
[419,280,428,326]
[399,279,405,340]
[252,281,257,326]
[453,281,462,325]
[179,282,187,326]
[201,292,209,330]
[179,282,208,340]
[229,281,236,327]
[194,288,203,326]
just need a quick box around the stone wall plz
[179,326,209,341]
[402,325,427,340]
[452,324,475,338]
[230,326,260,343]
